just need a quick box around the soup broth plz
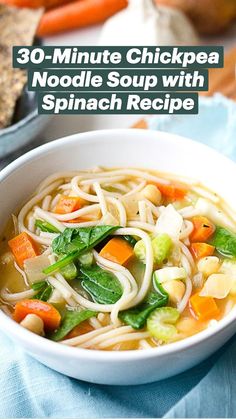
[1,167,236,351]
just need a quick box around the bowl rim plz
[0,128,236,362]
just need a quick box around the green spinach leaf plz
[123,235,137,247]
[43,225,119,275]
[53,226,119,255]
[51,309,96,341]
[80,265,122,304]
[31,281,53,302]
[211,226,236,258]
[119,284,169,330]
[31,281,47,291]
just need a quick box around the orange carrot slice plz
[190,242,215,259]
[190,293,219,321]
[154,182,188,200]
[54,196,83,214]
[100,238,133,265]
[14,299,61,331]
[65,320,93,339]
[8,232,39,268]
[190,216,215,242]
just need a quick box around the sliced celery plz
[152,234,172,264]
[153,267,187,285]
[61,262,78,281]
[78,251,94,267]
[134,233,172,265]
[134,239,146,263]
[147,307,180,342]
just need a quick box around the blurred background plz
[0,0,235,164]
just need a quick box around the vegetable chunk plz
[54,195,83,214]
[147,307,180,342]
[190,216,215,242]
[134,234,172,265]
[190,242,215,259]
[190,293,219,321]
[100,237,133,265]
[154,182,187,200]
[44,225,119,274]
[14,299,61,331]
[119,286,169,329]
[199,274,232,299]
[51,309,96,341]
[8,232,39,267]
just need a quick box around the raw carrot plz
[190,216,215,242]
[100,237,133,265]
[37,0,128,37]
[0,0,71,9]
[153,182,188,201]
[8,232,39,268]
[14,299,61,331]
[190,242,215,259]
[190,293,219,321]
[54,195,83,214]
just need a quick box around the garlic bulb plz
[98,0,199,46]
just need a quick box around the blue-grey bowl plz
[0,93,52,158]
[0,37,52,159]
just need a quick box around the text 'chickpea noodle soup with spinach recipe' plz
[1,166,236,351]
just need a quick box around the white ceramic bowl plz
[0,129,236,385]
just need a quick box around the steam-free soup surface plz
[1,167,236,351]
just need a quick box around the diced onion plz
[220,260,236,294]
[199,274,233,299]
[156,204,183,241]
[192,272,204,289]
[195,198,235,230]
[24,254,51,284]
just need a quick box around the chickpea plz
[0,251,14,264]
[97,312,110,326]
[197,256,220,277]
[162,280,185,304]
[142,185,162,205]
[20,314,45,336]
[177,317,197,333]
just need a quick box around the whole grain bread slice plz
[0,4,43,129]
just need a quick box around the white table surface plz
[42,22,236,142]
